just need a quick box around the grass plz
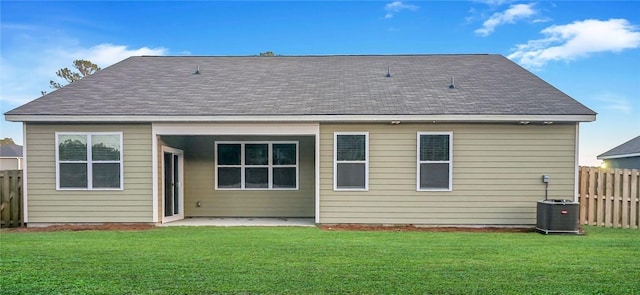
[1,226,639,295]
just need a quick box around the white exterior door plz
[162,147,184,223]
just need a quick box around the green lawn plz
[1,226,639,295]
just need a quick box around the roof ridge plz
[136,53,496,58]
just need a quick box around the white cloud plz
[475,3,537,36]
[532,17,551,24]
[0,23,39,31]
[384,1,418,19]
[508,19,640,68]
[1,40,168,141]
[64,44,167,67]
[472,0,513,6]
[1,40,167,108]
[593,92,633,113]
[385,1,418,12]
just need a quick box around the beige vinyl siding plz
[25,123,153,223]
[319,123,577,225]
[159,135,315,217]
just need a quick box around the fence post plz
[622,169,630,228]
[631,170,638,229]
[588,167,597,225]
[596,168,605,226]
[1,171,8,227]
[613,169,622,228]
[579,167,587,225]
[19,170,24,227]
[10,171,17,227]
[605,169,614,227]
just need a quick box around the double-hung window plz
[215,142,298,190]
[56,132,123,190]
[334,132,368,190]
[417,132,452,191]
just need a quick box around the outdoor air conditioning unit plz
[536,199,579,234]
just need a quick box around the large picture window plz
[215,142,298,190]
[334,132,368,190]
[56,132,123,190]
[417,132,452,191]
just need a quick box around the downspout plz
[22,125,28,224]
[574,123,580,203]
[151,128,159,223]
[315,124,321,224]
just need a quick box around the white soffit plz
[153,123,320,135]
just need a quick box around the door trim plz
[161,146,184,223]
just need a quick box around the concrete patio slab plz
[160,217,316,227]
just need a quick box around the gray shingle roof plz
[0,144,23,157]
[6,54,595,117]
[598,135,640,159]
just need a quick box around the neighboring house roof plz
[5,54,596,122]
[598,135,640,159]
[0,144,23,157]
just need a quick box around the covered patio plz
[159,217,316,227]
[153,123,320,224]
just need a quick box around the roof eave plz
[597,153,640,160]
[5,114,597,123]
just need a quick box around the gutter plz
[597,153,640,160]
[5,114,597,123]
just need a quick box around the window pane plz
[420,135,450,161]
[92,134,121,161]
[218,144,241,165]
[336,163,365,189]
[58,135,87,161]
[218,167,241,188]
[245,144,268,165]
[245,168,268,188]
[59,163,88,188]
[337,135,366,161]
[273,144,296,165]
[93,163,121,188]
[420,163,450,189]
[273,167,296,188]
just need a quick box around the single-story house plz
[0,142,23,170]
[597,135,640,169]
[4,54,596,226]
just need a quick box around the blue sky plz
[1,1,639,166]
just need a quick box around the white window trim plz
[214,141,299,190]
[334,132,369,191]
[417,132,453,192]
[55,132,124,190]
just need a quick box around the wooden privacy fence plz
[0,170,24,228]
[579,167,639,229]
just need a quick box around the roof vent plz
[449,76,455,89]
[194,65,200,75]
[386,66,392,78]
